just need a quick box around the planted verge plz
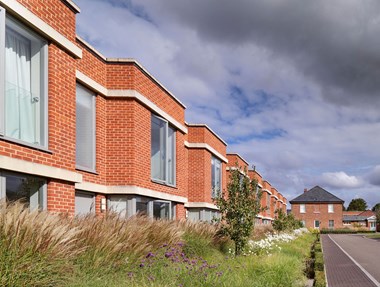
[320,228,375,234]
[1,202,315,287]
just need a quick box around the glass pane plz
[167,126,175,185]
[108,196,128,218]
[5,27,35,143]
[76,84,95,170]
[211,158,215,196]
[5,174,43,210]
[151,116,166,181]
[188,209,200,221]
[75,192,95,216]
[136,197,149,216]
[153,201,170,219]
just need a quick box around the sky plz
[74,0,380,209]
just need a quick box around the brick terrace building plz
[0,0,287,221]
[290,186,344,229]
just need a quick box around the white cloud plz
[74,0,380,207]
[320,172,362,189]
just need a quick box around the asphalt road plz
[322,234,380,287]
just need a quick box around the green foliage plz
[347,198,368,211]
[320,228,375,234]
[272,209,303,232]
[213,165,263,255]
[372,203,380,212]
[314,271,326,287]
[314,252,324,271]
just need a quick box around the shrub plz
[272,209,303,232]
[314,270,326,287]
[314,252,324,272]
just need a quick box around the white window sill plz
[151,179,177,189]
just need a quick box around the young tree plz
[347,198,368,211]
[213,165,263,255]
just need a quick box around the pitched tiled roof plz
[289,186,344,204]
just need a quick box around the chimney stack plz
[304,188,308,193]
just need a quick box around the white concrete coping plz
[271,195,279,200]
[0,0,82,58]
[185,202,219,210]
[262,188,272,195]
[186,123,227,146]
[0,155,82,183]
[184,141,228,163]
[75,71,188,134]
[76,36,186,109]
[226,153,250,166]
[63,0,80,13]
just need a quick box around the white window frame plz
[328,204,334,213]
[328,220,334,229]
[314,220,320,229]
[211,156,222,198]
[0,171,47,210]
[300,204,306,213]
[0,9,48,148]
[75,83,96,172]
[151,114,176,186]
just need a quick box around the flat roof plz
[186,123,227,146]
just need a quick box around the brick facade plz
[0,0,287,222]
[291,203,344,229]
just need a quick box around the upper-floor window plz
[328,204,334,213]
[211,156,222,198]
[300,204,306,213]
[151,114,176,185]
[0,9,48,147]
[76,84,96,171]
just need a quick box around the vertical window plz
[267,193,271,215]
[0,172,46,210]
[76,84,96,171]
[300,204,306,213]
[211,156,222,198]
[328,204,334,213]
[136,196,149,216]
[153,201,170,219]
[151,114,175,185]
[301,220,306,227]
[75,191,95,216]
[314,220,320,229]
[0,12,48,146]
[108,196,128,218]
[329,220,334,229]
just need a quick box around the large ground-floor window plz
[187,208,220,223]
[0,171,46,210]
[108,195,176,220]
[75,190,95,216]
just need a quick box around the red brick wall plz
[187,126,226,156]
[291,203,344,229]
[47,179,75,213]
[16,0,77,42]
[226,154,249,170]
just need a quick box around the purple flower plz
[146,252,154,258]
[165,252,173,258]
[139,263,144,268]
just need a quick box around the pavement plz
[321,234,380,287]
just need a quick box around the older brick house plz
[290,186,344,229]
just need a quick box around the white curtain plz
[5,28,34,143]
